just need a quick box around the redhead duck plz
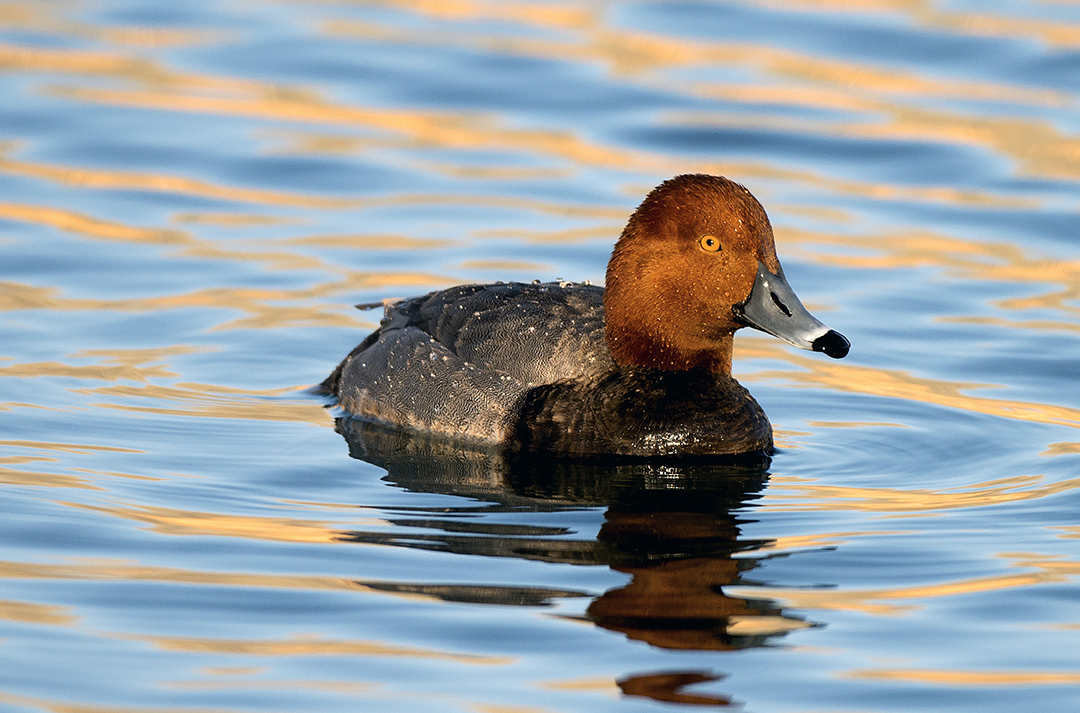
[322,174,848,457]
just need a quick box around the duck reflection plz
[336,418,812,657]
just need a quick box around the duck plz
[322,174,849,458]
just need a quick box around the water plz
[2,0,1079,711]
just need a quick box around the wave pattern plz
[1,0,1079,711]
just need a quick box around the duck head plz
[604,174,849,372]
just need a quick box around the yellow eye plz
[699,235,721,252]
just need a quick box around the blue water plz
[2,1,1080,711]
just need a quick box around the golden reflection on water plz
[0,691,214,713]
[0,0,1075,213]
[50,83,649,171]
[472,225,621,244]
[0,144,358,209]
[0,346,192,381]
[779,227,1080,317]
[77,382,327,424]
[1043,441,1080,457]
[0,274,445,331]
[727,559,1071,616]
[284,233,453,250]
[455,259,550,273]
[325,5,1079,186]
[1,3,1078,705]
[0,2,213,48]
[173,212,299,227]
[845,668,1080,686]
[537,676,621,695]
[169,678,376,694]
[66,500,382,543]
[0,556,463,602]
[0,201,186,244]
[361,0,594,29]
[1,0,1072,206]
[740,339,1080,432]
[0,440,162,489]
[753,530,910,553]
[763,474,1080,514]
[0,463,105,490]
[0,344,335,424]
[0,439,144,455]
[127,631,511,664]
[398,0,1080,57]
[0,597,78,625]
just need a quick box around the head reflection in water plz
[335,420,815,706]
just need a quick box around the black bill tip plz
[812,330,850,359]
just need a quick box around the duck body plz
[323,174,848,458]
[324,280,772,456]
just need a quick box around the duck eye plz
[699,235,721,252]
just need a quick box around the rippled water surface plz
[3,1,1080,711]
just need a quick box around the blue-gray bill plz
[733,261,850,359]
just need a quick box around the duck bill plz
[733,262,849,359]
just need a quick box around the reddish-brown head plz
[605,174,849,371]
[604,175,784,372]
